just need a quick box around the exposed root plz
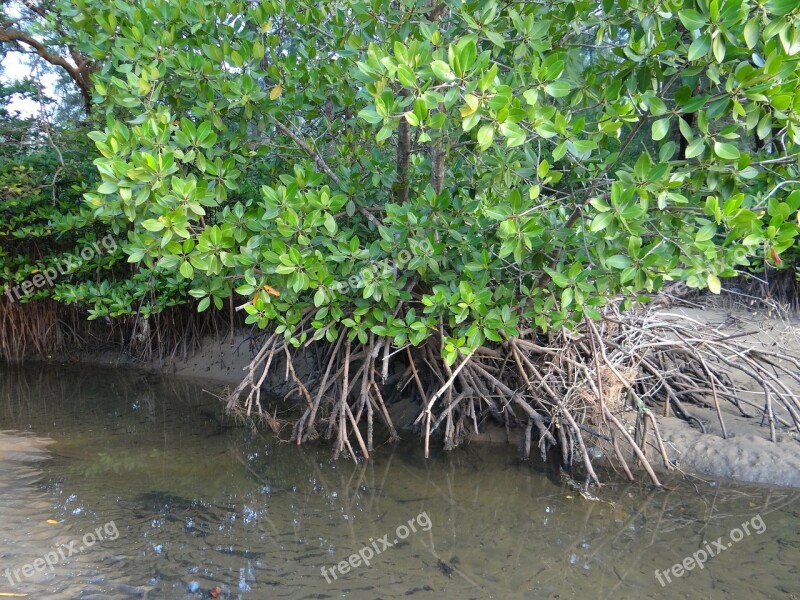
[223,301,800,488]
[0,298,65,361]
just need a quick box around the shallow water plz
[0,363,798,599]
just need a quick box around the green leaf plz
[537,160,550,179]
[430,60,454,81]
[142,219,164,232]
[358,107,384,124]
[376,125,394,142]
[571,139,597,153]
[696,222,717,242]
[253,40,265,61]
[743,18,761,48]
[397,65,416,87]
[685,137,706,158]
[606,255,632,269]
[275,264,295,274]
[713,141,740,160]
[767,0,798,17]
[561,287,573,308]
[544,267,570,287]
[659,141,676,161]
[523,89,538,106]
[712,36,726,63]
[179,261,194,279]
[485,29,506,48]
[678,116,694,140]
[462,112,481,132]
[649,97,668,116]
[477,124,495,150]
[544,80,572,98]
[590,212,614,232]
[499,121,526,147]
[688,34,711,61]
[652,118,671,141]
[678,9,708,31]
[97,181,119,194]
[628,235,642,256]
[404,111,420,126]
[87,131,107,144]
[618,265,637,283]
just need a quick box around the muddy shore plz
[648,305,800,488]
[65,304,800,489]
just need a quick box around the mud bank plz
[64,305,800,489]
[651,305,800,488]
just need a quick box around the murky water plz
[0,363,798,599]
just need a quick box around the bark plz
[431,139,445,195]
[394,118,410,204]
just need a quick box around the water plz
[0,363,798,599]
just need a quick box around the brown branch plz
[269,115,383,229]
[536,70,683,290]
[431,136,446,195]
[394,117,410,204]
[0,27,92,110]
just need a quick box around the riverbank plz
[55,303,800,490]
[651,304,800,488]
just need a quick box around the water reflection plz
[0,430,62,591]
[0,363,798,599]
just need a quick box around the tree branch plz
[269,115,382,228]
[0,27,92,110]
[394,117,410,204]
[431,136,445,195]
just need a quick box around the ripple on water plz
[0,363,799,599]
[0,431,63,593]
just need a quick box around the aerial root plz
[223,302,799,486]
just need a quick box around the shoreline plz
[32,304,800,490]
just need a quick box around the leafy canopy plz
[3,0,800,365]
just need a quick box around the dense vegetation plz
[2,0,799,482]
